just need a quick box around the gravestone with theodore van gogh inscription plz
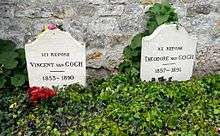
[25,28,86,88]
[140,24,197,81]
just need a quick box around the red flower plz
[28,86,56,102]
[47,23,57,30]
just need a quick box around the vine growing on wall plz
[119,2,178,82]
[0,39,28,90]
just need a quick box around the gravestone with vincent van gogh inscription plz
[25,29,86,88]
[140,24,197,82]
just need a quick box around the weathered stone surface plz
[0,0,219,80]
[88,17,120,34]
[0,5,14,18]
[195,45,220,75]
[77,4,96,17]
[98,5,124,16]
[140,0,162,4]
[0,0,15,4]
[171,0,220,74]
[187,0,212,15]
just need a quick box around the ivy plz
[119,2,178,80]
[0,2,219,136]
[1,74,219,135]
[0,39,28,90]
[11,74,26,87]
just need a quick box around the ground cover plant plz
[0,74,219,135]
[0,2,220,136]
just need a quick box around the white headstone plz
[25,29,86,88]
[140,24,197,81]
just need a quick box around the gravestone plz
[140,24,197,81]
[25,29,86,88]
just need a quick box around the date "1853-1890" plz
[42,75,75,81]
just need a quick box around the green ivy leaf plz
[169,12,178,21]
[4,60,18,69]
[156,14,170,25]
[130,33,143,49]
[214,109,220,114]
[16,48,26,59]
[160,6,168,14]
[123,47,132,59]
[149,3,161,14]
[119,61,130,71]
[0,51,19,60]
[0,40,15,52]
[11,74,26,87]
[147,21,158,34]
[0,76,6,88]
[130,67,139,77]
[0,52,19,69]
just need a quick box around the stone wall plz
[0,0,219,79]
